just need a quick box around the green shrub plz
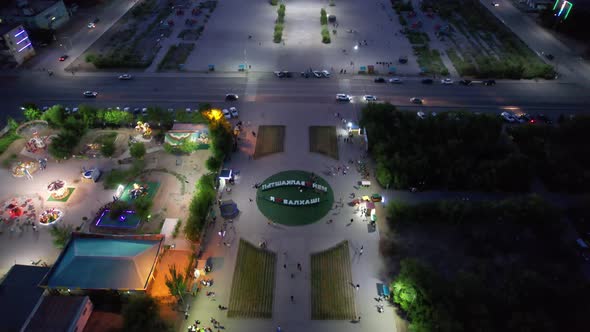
[321,25,331,43]
[320,8,328,25]
[101,140,116,157]
[0,131,20,156]
[205,155,222,173]
[273,23,283,43]
[85,53,97,63]
[130,142,146,159]
[270,0,278,5]
[23,108,42,121]
[133,196,153,220]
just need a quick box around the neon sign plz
[552,0,573,20]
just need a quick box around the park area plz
[254,126,285,159]
[227,240,276,318]
[311,241,356,320]
[309,126,338,160]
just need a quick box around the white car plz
[500,111,517,123]
[83,91,98,97]
[417,111,426,119]
[72,107,79,113]
[42,106,49,112]
[363,95,377,102]
[321,70,330,77]
[229,107,239,118]
[389,77,403,84]
[118,74,132,80]
[441,78,454,85]
[492,2,499,6]
[123,107,130,112]
[222,109,231,119]
[185,108,192,113]
[141,108,148,115]
[336,94,351,102]
[167,108,175,113]
[87,22,96,29]
[312,71,323,78]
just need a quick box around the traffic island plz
[256,170,334,226]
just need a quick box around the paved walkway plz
[182,102,398,332]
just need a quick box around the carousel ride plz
[12,160,39,178]
[39,208,63,225]
[129,183,149,199]
[25,133,53,154]
[47,180,68,200]
[134,121,153,141]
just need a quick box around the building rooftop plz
[0,0,61,17]
[41,233,164,291]
[0,265,50,332]
[24,296,88,332]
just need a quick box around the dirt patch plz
[254,126,285,159]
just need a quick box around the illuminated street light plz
[354,45,358,51]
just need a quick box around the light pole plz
[244,49,248,72]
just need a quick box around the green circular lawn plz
[256,170,334,226]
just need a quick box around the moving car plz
[421,78,433,84]
[534,113,552,124]
[410,97,423,104]
[230,107,239,118]
[483,80,496,86]
[491,2,499,6]
[225,94,239,101]
[87,22,96,29]
[459,79,472,86]
[441,78,454,85]
[374,77,386,83]
[363,95,377,102]
[118,74,133,80]
[389,77,403,84]
[59,55,68,61]
[500,111,516,123]
[336,94,351,102]
[222,109,231,119]
[83,91,98,97]
[517,113,532,123]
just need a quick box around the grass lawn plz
[414,46,448,75]
[158,43,195,71]
[311,241,356,320]
[257,170,334,226]
[309,126,338,160]
[0,131,21,156]
[228,239,276,318]
[254,125,285,159]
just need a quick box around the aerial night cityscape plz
[1,0,590,331]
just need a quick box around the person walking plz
[356,284,360,291]
[290,295,294,302]
[297,263,301,271]
[283,264,287,269]
[359,246,363,255]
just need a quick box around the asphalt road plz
[1,72,589,123]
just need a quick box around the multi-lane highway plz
[1,72,589,123]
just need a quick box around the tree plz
[165,265,188,304]
[133,196,153,220]
[205,155,222,173]
[104,110,133,126]
[42,105,66,128]
[23,108,42,121]
[122,294,171,332]
[49,224,73,249]
[77,105,98,128]
[130,142,146,159]
[101,140,116,157]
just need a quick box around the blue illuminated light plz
[16,36,29,45]
[14,30,25,38]
[18,43,32,52]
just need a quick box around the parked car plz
[118,74,133,80]
[336,94,351,102]
[225,94,239,101]
[535,113,552,124]
[72,107,79,113]
[363,95,377,102]
[59,55,68,61]
[517,113,532,123]
[83,91,98,97]
[459,79,472,86]
[398,56,408,64]
[374,77,386,83]
[123,107,130,112]
[410,97,423,104]
[321,70,331,78]
[389,77,403,84]
[312,71,323,78]
[87,22,96,29]
[421,78,433,84]
[483,79,496,86]
[230,107,239,117]
[542,52,554,61]
[500,111,516,123]
[185,108,192,113]
[491,2,499,6]
[417,111,426,119]
[141,108,148,116]
[222,109,231,119]
[301,72,310,78]
[441,78,454,85]
[274,71,285,78]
